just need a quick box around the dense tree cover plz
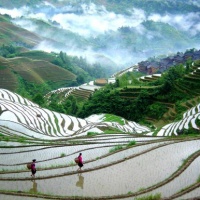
[52,51,111,84]
[153,64,191,102]
[16,77,81,117]
[78,88,134,119]
[95,0,200,15]
[0,45,16,58]
[16,77,51,100]
[78,64,192,122]
[0,45,111,86]
[46,94,79,116]
[30,63,194,122]
[78,85,159,122]
[11,51,199,124]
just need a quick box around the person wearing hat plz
[31,159,37,177]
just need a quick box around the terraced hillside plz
[117,61,200,130]
[0,15,42,47]
[0,89,200,199]
[0,56,76,90]
[45,84,101,103]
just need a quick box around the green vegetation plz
[116,71,143,88]
[104,129,123,134]
[1,50,199,136]
[0,65,6,70]
[87,132,99,136]
[78,61,200,134]
[109,145,124,153]
[0,45,116,112]
[196,119,200,127]
[68,161,75,166]
[127,191,133,194]
[0,0,41,8]
[0,134,34,144]
[135,193,161,200]
[103,114,125,125]
[109,141,136,153]
[127,140,136,147]
[197,175,200,183]
[17,136,27,144]
[94,0,199,14]
[60,153,66,157]
[0,44,16,58]
[0,46,114,87]
[45,95,80,117]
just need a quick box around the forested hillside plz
[0,0,199,67]
[94,0,200,14]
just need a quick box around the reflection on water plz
[76,173,84,189]
[29,180,37,193]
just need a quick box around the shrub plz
[109,145,124,153]
[135,193,161,200]
[127,140,136,147]
[60,153,66,157]
[196,118,200,127]
[178,127,200,136]
[147,102,167,119]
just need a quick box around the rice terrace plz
[0,69,200,200]
[1,0,200,199]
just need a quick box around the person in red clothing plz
[31,159,36,177]
[77,153,83,171]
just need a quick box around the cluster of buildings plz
[138,49,200,75]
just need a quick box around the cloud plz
[148,12,200,35]
[0,7,23,18]
[3,2,200,37]
[34,40,60,53]
[33,40,121,66]
[1,2,200,37]
[12,18,38,33]
[1,2,200,67]
[51,4,146,37]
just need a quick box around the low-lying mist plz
[0,2,200,69]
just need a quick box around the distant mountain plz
[0,0,199,67]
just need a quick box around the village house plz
[147,62,160,74]
[138,49,200,74]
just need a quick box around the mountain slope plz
[0,15,42,47]
[0,56,76,91]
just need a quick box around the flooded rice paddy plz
[1,137,200,199]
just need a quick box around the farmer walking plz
[31,159,37,177]
[77,153,83,171]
